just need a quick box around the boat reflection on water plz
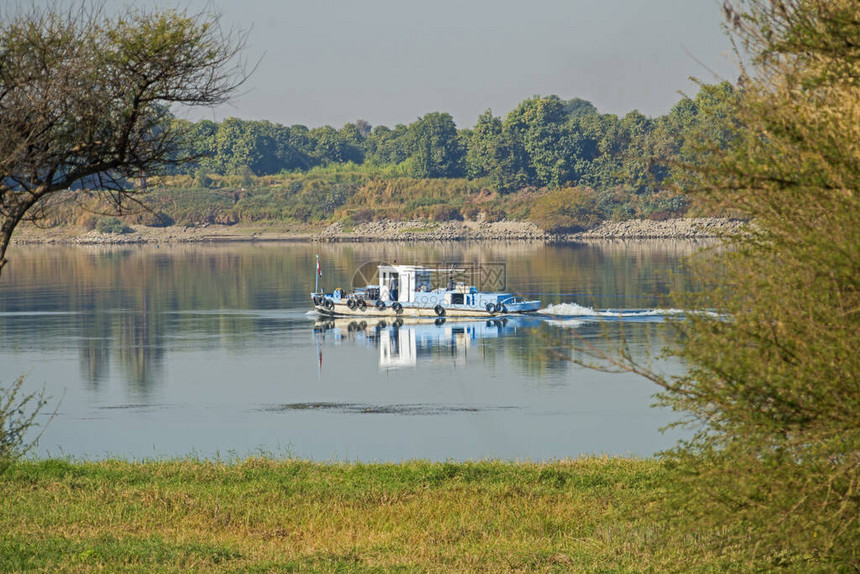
[313,316,544,369]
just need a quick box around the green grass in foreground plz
[0,457,670,572]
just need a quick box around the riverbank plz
[0,457,673,572]
[10,217,743,246]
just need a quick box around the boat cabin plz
[378,265,473,301]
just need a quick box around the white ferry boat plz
[310,260,540,318]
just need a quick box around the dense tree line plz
[174,85,737,206]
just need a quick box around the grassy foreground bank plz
[1,457,671,572]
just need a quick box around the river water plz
[0,240,709,461]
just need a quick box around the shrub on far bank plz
[460,204,480,221]
[76,214,99,230]
[350,208,376,223]
[528,187,602,233]
[428,205,463,222]
[125,210,175,227]
[94,216,132,234]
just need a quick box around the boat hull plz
[313,301,539,318]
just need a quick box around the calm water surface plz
[0,240,709,461]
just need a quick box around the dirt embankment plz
[11,218,744,246]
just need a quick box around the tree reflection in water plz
[0,240,702,399]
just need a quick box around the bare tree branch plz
[0,1,249,275]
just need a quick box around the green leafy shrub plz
[528,187,602,232]
[610,205,635,221]
[194,170,214,188]
[125,210,174,227]
[94,216,132,234]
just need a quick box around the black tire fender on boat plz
[486,302,496,314]
[312,295,322,306]
[324,299,334,311]
[392,302,403,314]
[497,303,507,314]
[375,300,386,310]
[346,299,357,310]
[357,299,367,311]
[434,304,446,317]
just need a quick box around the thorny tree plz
[0,2,248,275]
[581,0,860,569]
[554,0,858,569]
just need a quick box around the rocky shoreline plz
[11,217,743,246]
[566,217,746,240]
[318,218,744,241]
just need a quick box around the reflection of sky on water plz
[0,242,697,461]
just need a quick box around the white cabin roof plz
[378,264,465,274]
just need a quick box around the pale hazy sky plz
[108,0,737,128]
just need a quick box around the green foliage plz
[407,112,465,178]
[341,177,481,219]
[647,0,860,568]
[466,110,526,193]
[137,171,374,225]
[42,166,703,230]
[528,187,602,232]
[133,85,739,228]
[194,169,214,188]
[662,82,741,216]
[164,89,738,215]
[0,376,49,475]
[506,96,576,188]
[365,123,411,165]
[310,124,363,165]
[124,210,174,228]
[94,217,132,234]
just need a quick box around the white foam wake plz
[539,302,686,318]
[544,319,586,329]
[538,302,600,316]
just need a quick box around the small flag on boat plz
[316,255,322,277]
